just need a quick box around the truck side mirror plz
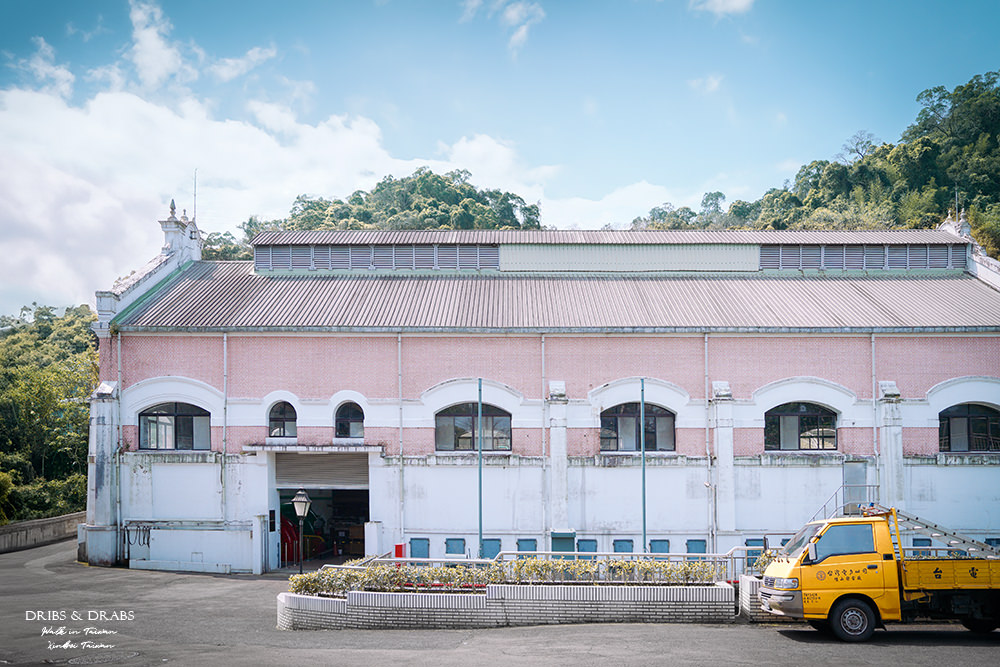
[806,542,817,563]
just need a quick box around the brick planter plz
[278,583,735,630]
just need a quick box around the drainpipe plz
[640,377,647,552]
[704,333,715,552]
[222,333,228,522]
[871,333,880,502]
[116,332,123,564]
[540,334,548,539]
[398,333,404,547]
[478,377,484,558]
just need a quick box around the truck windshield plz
[780,523,823,558]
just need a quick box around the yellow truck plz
[759,506,1000,641]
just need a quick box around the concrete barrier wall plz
[0,512,85,554]
[277,583,735,630]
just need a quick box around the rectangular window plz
[435,417,455,451]
[394,245,414,269]
[801,245,821,269]
[864,244,885,269]
[908,244,928,268]
[445,538,466,556]
[814,524,875,561]
[845,245,864,269]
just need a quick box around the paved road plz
[1,540,997,666]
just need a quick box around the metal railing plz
[809,484,881,522]
[318,544,779,584]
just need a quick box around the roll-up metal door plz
[275,453,369,489]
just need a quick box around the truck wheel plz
[830,598,876,642]
[961,619,997,634]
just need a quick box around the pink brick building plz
[80,206,1000,573]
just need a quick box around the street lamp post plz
[291,488,312,574]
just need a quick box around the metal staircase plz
[864,504,1000,559]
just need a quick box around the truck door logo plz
[969,567,978,578]
[816,571,826,581]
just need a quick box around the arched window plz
[335,402,364,438]
[139,402,210,450]
[600,403,675,451]
[765,402,836,450]
[435,403,511,451]
[268,401,297,438]
[939,404,1000,452]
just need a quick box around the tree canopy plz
[203,168,542,260]
[0,304,96,522]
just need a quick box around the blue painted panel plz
[576,539,597,560]
[409,538,429,559]
[649,539,670,554]
[613,539,633,553]
[687,539,707,555]
[516,538,537,552]
[445,538,466,555]
[481,538,501,559]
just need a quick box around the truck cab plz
[760,516,901,641]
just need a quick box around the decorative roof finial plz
[169,199,177,221]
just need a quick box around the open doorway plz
[278,488,370,564]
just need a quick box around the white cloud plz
[127,0,196,89]
[689,0,755,17]
[776,158,801,173]
[459,0,484,22]
[461,0,545,54]
[688,74,723,94]
[0,0,684,317]
[17,37,75,99]
[544,181,678,229]
[209,45,278,82]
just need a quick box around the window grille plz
[373,246,393,269]
[951,245,967,269]
[864,244,885,269]
[254,246,270,271]
[887,245,908,269]
[458,245,479,269]
[271,246,291,270]
[780,245,800,269]
[330,246,350,269]
[313,245,331,270]
[437,245,458,269]
[928,245,949,268]
[908,244,928,268]
[414,245,435,268]
[845,245,864,269]
[394,245,414,269]
[824,245,845,269]
[290,246,311,270]
[760,245,780,269]
[350,246,372,269]
[801,245,822,269]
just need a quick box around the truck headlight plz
[772,577,799,590]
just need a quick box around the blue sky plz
[2,0,999,315]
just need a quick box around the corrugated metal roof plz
[116,262,1000,332]
[250,229,966,247]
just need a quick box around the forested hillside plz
[205,70,1000,259]
[0,305,96,523]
